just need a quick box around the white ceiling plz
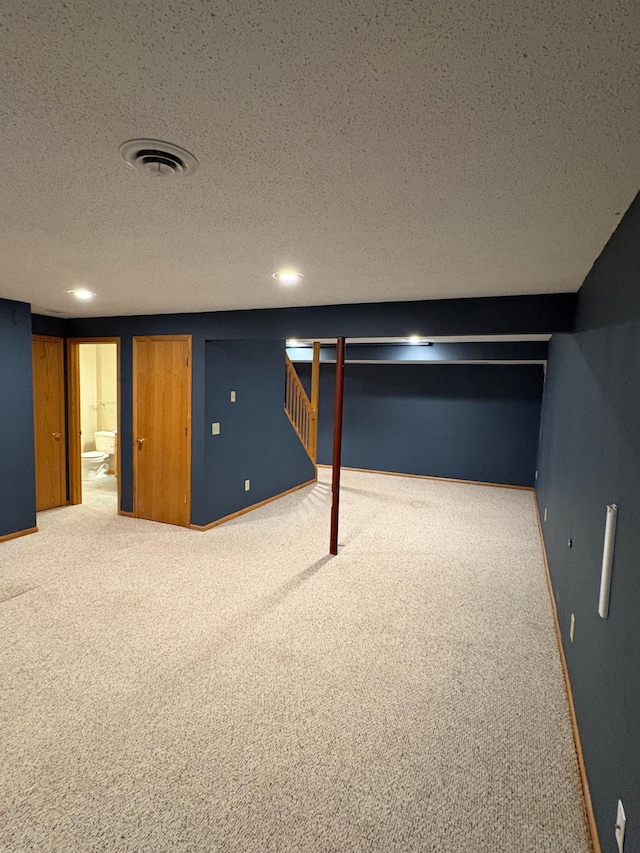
[1,0,638,318]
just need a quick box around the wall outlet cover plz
[230,391,236,402]
[544,507,548,522]
[570,613,575,643]
[616,800,626,852]
[244,479,250,491]
[212,422,220,435]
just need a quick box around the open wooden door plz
[32,335,66,511]
[133,336,191,527]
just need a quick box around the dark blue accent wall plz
[536,192,640,853]
[201,340,316,525]
[64,294,564,515]
[298,362,544,487]
[65,292,574,341]
[25,313,315,523]
[31,313,67,338]
[0,299,36,537]
[576,194,640,331]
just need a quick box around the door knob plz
[136,437,146,444]
[52,432,61,439]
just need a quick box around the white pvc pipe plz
[598,504,618,619]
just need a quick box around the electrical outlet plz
[212,422,220,435]
[544,507,548,522]
[244,479,250,491]
[616,800,626,852]
[570,613,575,643]
[230,390,236,402]
[568,538,573,548]
[535,469,539,480]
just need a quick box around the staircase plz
[285,342,320,464]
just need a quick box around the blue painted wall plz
[202,340,316,525]
[0,299,36,537]
[536,193,640,853]
[297,362,544,487]
[576,195,640,331]
[24,315,314,526]
[65,293,565,516]
[31,313,67,338]
[65,292,574,341]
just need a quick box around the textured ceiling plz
[1,0,639,317]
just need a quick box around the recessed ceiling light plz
[68,288,96,301]
[273,269,304,285]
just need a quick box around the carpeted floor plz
[0,469,589,852]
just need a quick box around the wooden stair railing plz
[285,342,320,464]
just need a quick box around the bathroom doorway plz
[67,338,120,511]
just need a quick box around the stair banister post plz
[310,341,321,464]
[330,337,346,555]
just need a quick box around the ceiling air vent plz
[119,139,199,177]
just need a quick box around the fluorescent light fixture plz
[408,335,421,344]
[67,288,96,301]
[273,269,303,285]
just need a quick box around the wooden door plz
[133,336,191,527]
[32,336,66,511]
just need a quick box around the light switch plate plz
[212,422,220,435]
[616,800,626,852]
[570,613,575,643]
[244,479,250,491]
[230,391,236,402]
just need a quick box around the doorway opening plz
[67,339,120,512]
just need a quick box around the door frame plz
[32,334,67,510]
[67,337,121,507]
[132,335,192,526]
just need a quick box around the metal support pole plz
[330,337,346,555]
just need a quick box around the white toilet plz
[94,430,117,472]
[81,450,108,481]
[81,431,117,481]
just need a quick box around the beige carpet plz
[0,469,589,852]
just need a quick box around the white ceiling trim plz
[287,335,551,344]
